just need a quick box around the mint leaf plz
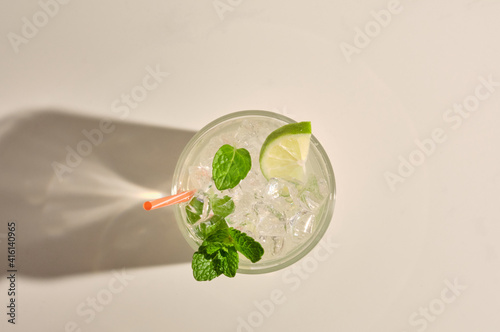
[197,222,231,260]
[186,197,204,224]
[213,247,239,278]
[211,195,235,218]
[199,240,228,256]
[205,224,231,245]
[212,145,251,191]
[228,228,264,263]
[192,252,219,281]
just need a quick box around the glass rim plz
[172,110,336,274]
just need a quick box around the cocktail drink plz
[172,110,335,278]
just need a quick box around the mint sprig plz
[191,218,264,281]
[188,144,264,281]
[212,145,251,191]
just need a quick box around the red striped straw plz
[143,190,196,211]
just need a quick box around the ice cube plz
[265,178,281,199]
[256,235,284,256]
[188,166,212,192]
[211,132,237,148]
[264,178,298,199]
[300,191,323,211]
[227,184,244,204]
[254,202,287,236]
[234,120,262,150]
[227,203,256,228]
[271,236,285,256]
[190,191,212,222]
[253,201,269,218]
[262,178,298,216]
[201,196,211,220]
[258,235,272,255]
[290,211,315,240]
[257,220,286,237]
[299,175,328,212]
[239,169,267,199]
[317,178,329,198]
[234,120,255,139]
[197,132,237,166]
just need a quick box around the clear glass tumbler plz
[172,110,336,274]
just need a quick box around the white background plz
[1,0,499,331]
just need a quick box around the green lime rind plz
[259,122,311,163]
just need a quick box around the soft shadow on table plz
[0,110,195,278]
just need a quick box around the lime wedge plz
[259,122,311,182]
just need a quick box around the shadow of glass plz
[0,111,196,278]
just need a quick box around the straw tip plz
[143,201,152,211]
